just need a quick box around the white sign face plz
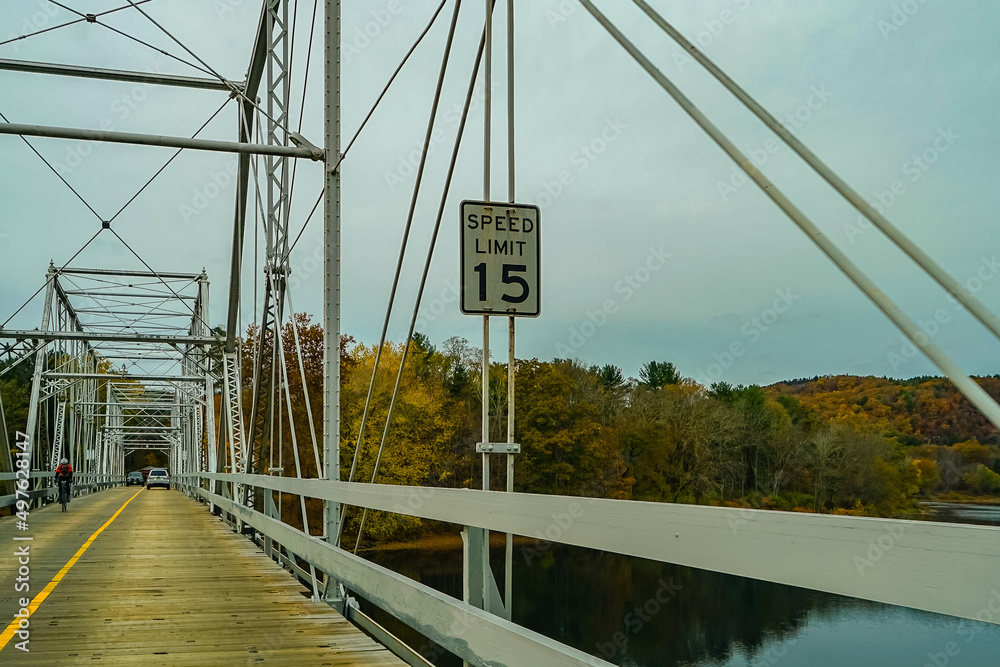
[460,200,540,317]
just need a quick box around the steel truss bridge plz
[0,1,999,665]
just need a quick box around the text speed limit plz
[460,200,540,317]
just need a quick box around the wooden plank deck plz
[0,486,405,666]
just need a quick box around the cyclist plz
[55,457,73,510]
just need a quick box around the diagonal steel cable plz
[0,109,103,221]
[1,227,105,329]
[120,0,297,138]
[0,0,154,48]
[46,0,215,77]
[280,0,450,265]
[107,228,212,337]
[349,1,490,553]
[108,97,231,223]
[631,0,1000,346]
[578,0,1000,430]
[346,0,463,493]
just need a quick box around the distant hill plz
[766,375,1000,447]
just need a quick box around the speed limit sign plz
[460,200,540,317]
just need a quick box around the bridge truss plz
[0,265,214,503]
[1,2,999,667]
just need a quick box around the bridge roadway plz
[0,486,405,665]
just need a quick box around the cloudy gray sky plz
[1,0,998,386]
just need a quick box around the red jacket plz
[56,463,73,481]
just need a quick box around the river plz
[362,504,1000,666]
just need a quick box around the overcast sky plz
[1,0,998,386]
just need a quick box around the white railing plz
[0,471,123,507]
[175,472,1000,667]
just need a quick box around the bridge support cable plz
[504,0,516,617]
[278,0,451,267]
[0,110,104,222]
[0,0,155,49]
[44,0,216,77]
[577,0,1000,431]
[119,0,313,145]
[630,0,1000,346]
[285,289,323,476]
[275,312,322,598]
[108,97,232,225]
[347,0,469,553]
[344,0,463,501]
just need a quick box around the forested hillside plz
[4,316,998,540]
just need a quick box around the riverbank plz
[928,493,1000,505]
[360,532,537,553]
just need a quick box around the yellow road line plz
[0,488,143,651]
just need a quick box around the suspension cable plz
[285,0,320,219]
[0,0,154,48]
[631,0,1000,346]
[0,109,103,222]
[46,1,215,77]
[108,97,231,223]
[285,289,322,476]
[346,0,464,493]
[577,0,1000,431]
[1,227,105,329]
[274,314,321,597]
[350,7,488,553]
[281,0,451,264]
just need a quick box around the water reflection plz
[361,509,1000,667]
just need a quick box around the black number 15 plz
[473,263,529,303]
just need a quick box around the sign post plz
[460,200,539,622]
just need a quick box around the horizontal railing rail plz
[0,472,123,507]
[178,479,613,667]
[181,472,1000,627]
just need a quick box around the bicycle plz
[58,478,71,512]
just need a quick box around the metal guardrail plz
[176,472,1000,666]
[0,472,123,508]
[177,479,611,667]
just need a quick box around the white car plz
[146,469,170,489]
